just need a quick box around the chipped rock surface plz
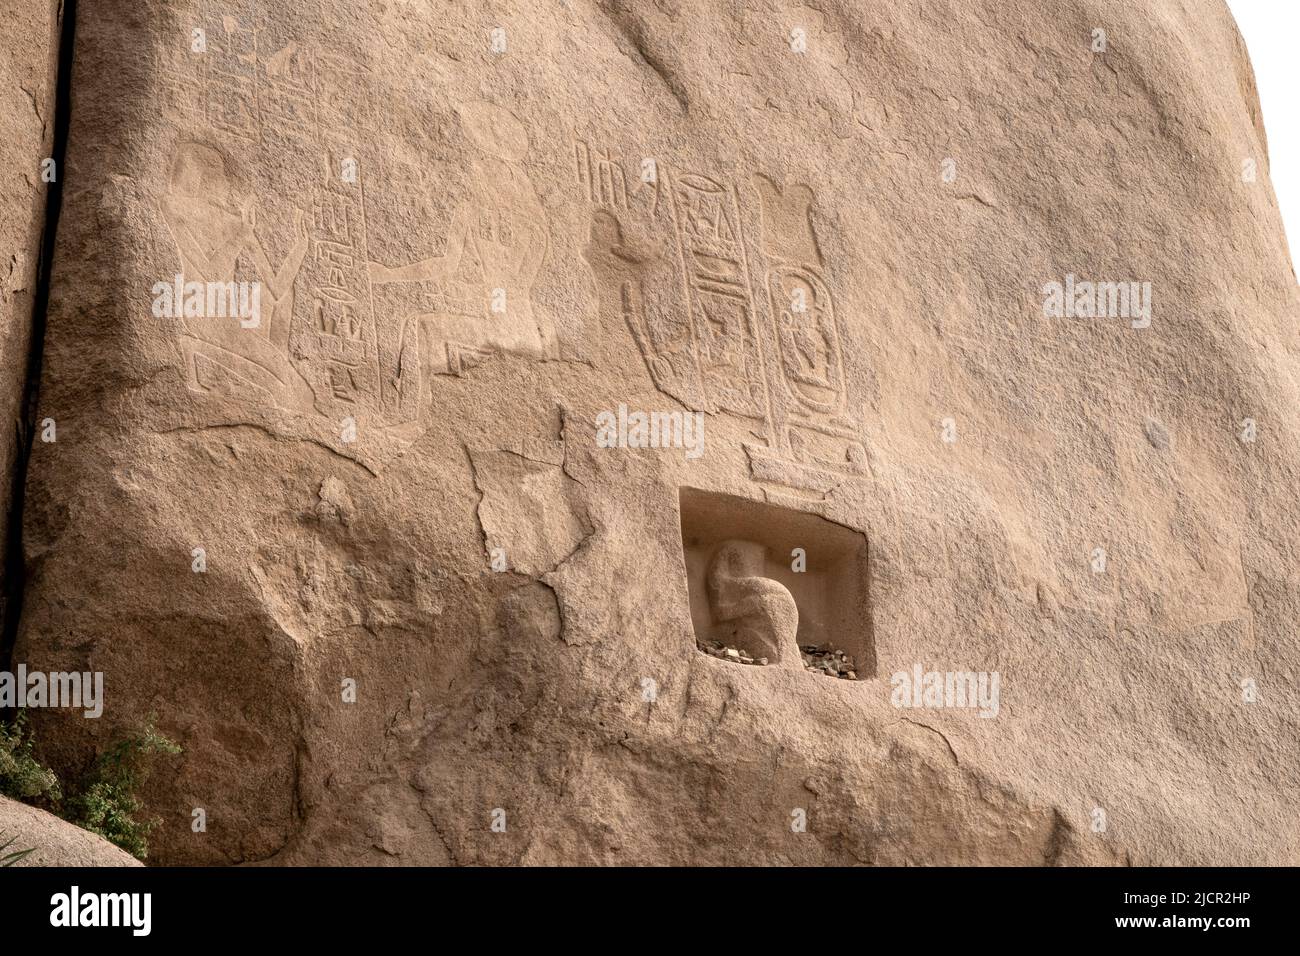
[4,0,1298,866]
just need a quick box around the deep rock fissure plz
[1,0,77,683]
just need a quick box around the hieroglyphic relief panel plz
[205,12,260,142]
[158,2,329,147]
[749,173,869,483]
[368,101,558,403]
[160,140,317,410]
[153,1,441,439]
[668,174,769,421]
[258,33,317,141]
[296,149,383,414]
[579,141,707,412]
[157,3,262,144]
[576,140,870,495]
[577,141,770,422]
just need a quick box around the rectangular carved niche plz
[679,487,873,677]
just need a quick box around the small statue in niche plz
[706,540,800,669]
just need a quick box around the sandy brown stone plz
[0,795,141,867]
[10,0,1300,866]
[0,1,60,622]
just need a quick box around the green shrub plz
[0,711,180,861]
[0,710,62,807]
[64,717,181,861]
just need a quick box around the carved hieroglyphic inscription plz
[159,7,333,147]
[158,8,258,144]
[152,5,347,419]
[297,149,385,416]
[576,141,629,210]
[153,2,447,442]
[578,145,870,496]
[369,102,558,390]
[770,267,843,410]
[669,174,769,420]
[579,143,771,421]
[750,173,868,484]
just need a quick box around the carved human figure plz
[161,142,315,407]
[707,540,801,668]
[368,101,557,370]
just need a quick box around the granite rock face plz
[9,0,1299,865]
[0,0,60,627]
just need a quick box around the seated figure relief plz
[367,102,558,377]
[161,142,316,410]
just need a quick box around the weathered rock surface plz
[0,795,141,866]
[11,0,1300,865]
[0,0,60,625]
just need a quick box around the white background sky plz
[1227,0,1297,265]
